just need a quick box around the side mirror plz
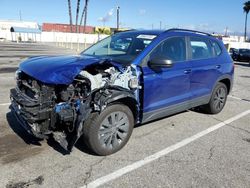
[148,57,173,68]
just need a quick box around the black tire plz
[82,104,134,156]
[203,82,228,114]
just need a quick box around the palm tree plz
[243,1,250,41]
[67,0,73,32]
[75,0,81,32]
[79,0,89,33]
[83,0,89,33]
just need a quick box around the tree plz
[67,0,73,32]
[83,0,89,33]
[75,0,81,33]
[79,0,89,33]
[243,1,250,41]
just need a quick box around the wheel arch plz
[218,78,231,94]
[111,97,139,123]
[213,75,232,94]
[96,88,140,124]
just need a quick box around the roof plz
[10,27,41,34]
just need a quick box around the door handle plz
[216,65,221,69]
[184,69,192,74]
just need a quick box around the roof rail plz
[113,29,136,34]
[165,28,212,36]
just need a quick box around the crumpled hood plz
[19,55,101,84]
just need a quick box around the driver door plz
[142,36,192,122]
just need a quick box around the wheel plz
[83,104,134,156]
[203,82,228,114]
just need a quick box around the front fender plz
[93,87,140,122]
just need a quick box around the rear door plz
[188,36,221,103]
[142,36,192,122]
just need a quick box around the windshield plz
[81,32,157,64]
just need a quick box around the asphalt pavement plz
[0,42,249,188]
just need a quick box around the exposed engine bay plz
[10,62,141,151]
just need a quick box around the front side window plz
[190,37,213,60]
[150,37,186,62]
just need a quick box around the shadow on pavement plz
[6,110,95,156]
[0,67,18,74]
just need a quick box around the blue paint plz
[20,55,101,85]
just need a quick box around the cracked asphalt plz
[0,42,250,188]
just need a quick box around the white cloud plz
[98,9,114,23]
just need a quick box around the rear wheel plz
[83,104,134,156]
[203,82,228,114]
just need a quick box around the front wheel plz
[83,104,134,156]
[203,82,228,114]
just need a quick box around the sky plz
[0,0,248,35]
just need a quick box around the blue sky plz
[0,0,248,35]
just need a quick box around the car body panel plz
[19,55,102,85]
[142,61,191,113]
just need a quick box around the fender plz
[93,86,140,121]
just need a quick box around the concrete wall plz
[0,30,108,44]
[41,32,108,43]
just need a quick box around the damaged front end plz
[10,60,141,152]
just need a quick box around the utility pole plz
[19,10,22,21]
[117,6,120,30]
[225,26,228,36]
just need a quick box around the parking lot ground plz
[0,42,250,188]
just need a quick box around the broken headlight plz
[15,70,22,80]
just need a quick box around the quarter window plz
[150,37,186,62]
[190,37,213,60]
[211,41,222,56]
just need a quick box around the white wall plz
[0,30,108,44]
[41,32,108,43]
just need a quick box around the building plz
[42,23,94,34]
[0,20,41,42]
[0,20,39,31]
[222,35,246,43]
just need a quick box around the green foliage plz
[244,1,250,13]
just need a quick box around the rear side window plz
[211,40,222,56]
[150,37,186,62]
[190,37,213,60]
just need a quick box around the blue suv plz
[10,29,234,155]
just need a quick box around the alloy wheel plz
[98,111,129,149]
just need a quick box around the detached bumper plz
[10,103,46,139]
[10,88,51,139]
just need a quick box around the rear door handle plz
[184,69,192,74]
[216,65,221,69]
